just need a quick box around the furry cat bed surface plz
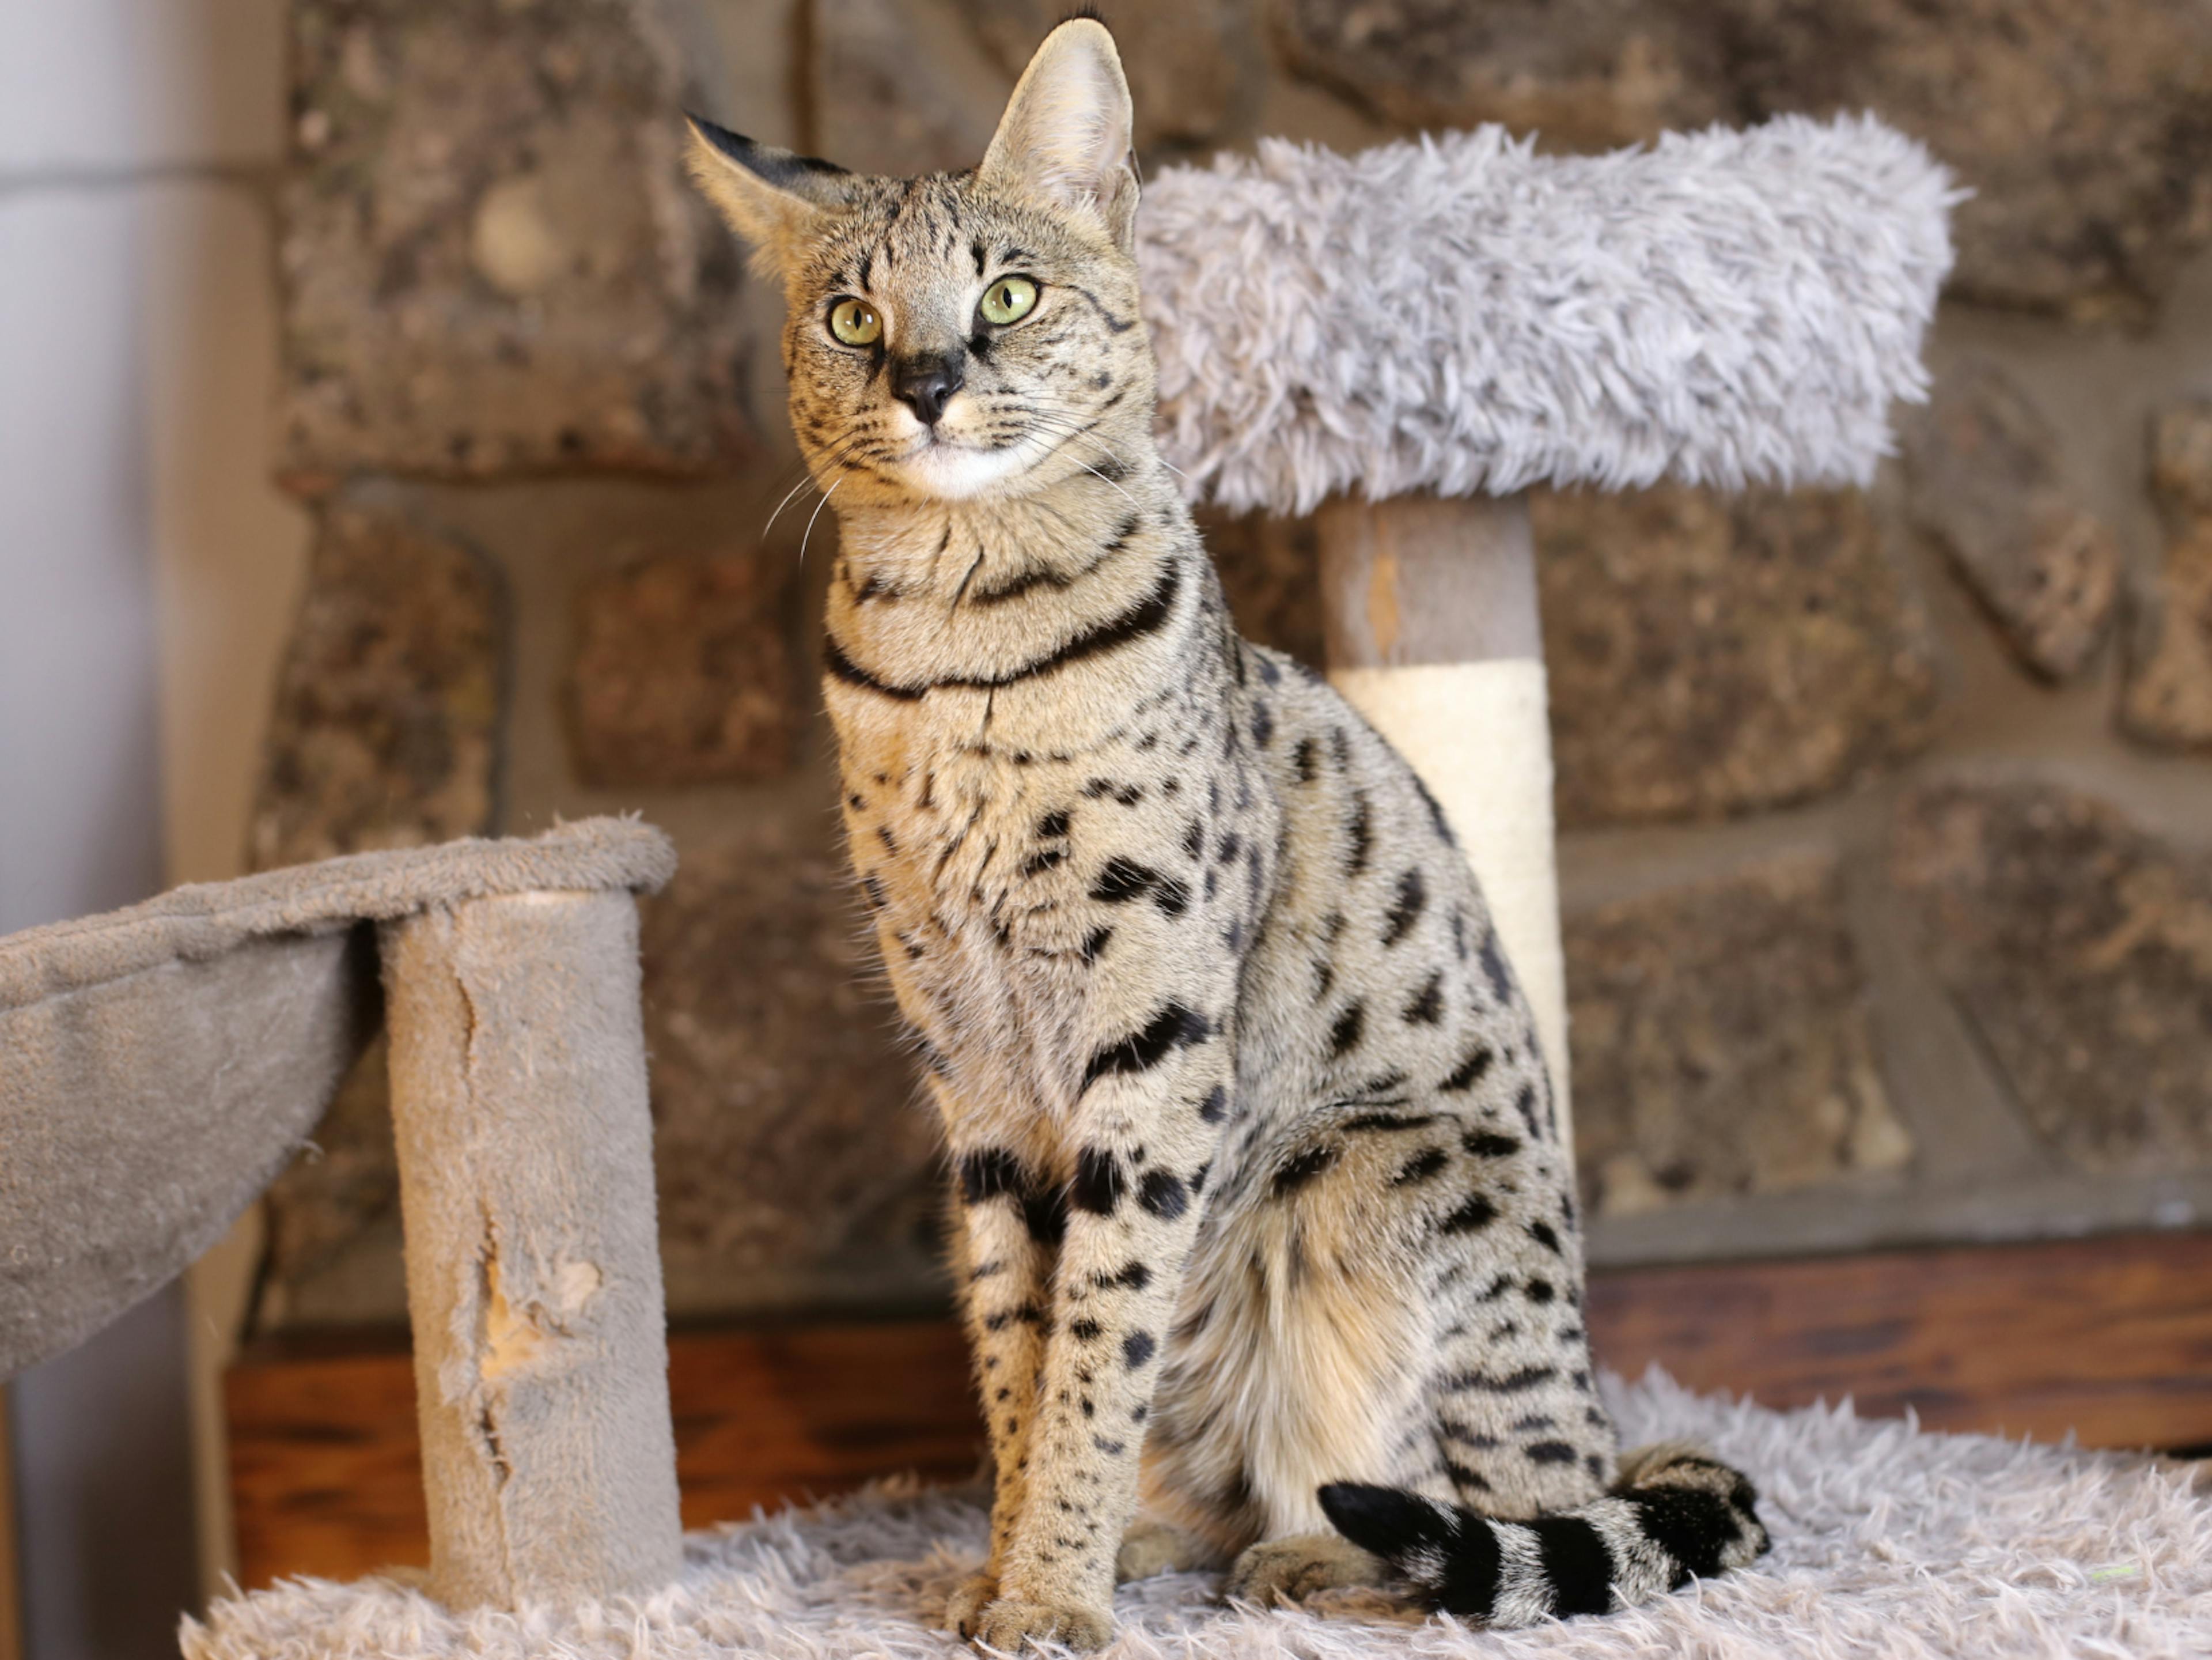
[0,817,676,1378]
[1140,115,1956,513]
[181,1371,2210,1659]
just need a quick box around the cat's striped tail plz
[1317,1443,1768,1625]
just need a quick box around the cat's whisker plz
[799,476,844,565]
[762,470,825,539]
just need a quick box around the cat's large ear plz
[979,19,1138,251]
[685,116,853,263]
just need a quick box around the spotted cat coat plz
[687,17,1766,1653]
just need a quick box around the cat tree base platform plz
[185,1367,2212,1659]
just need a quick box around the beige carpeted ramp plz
[181,1371,2211,1660]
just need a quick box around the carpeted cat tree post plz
[1141,119,1956,1132]
[0,819,682,1610]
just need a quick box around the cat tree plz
[2,112,1949,1651]
[1139,116,1955,1133]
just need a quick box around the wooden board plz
[228,1231,2212,1591]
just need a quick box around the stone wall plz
[249,0,2212,1332]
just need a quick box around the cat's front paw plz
[945,1570,999,1636]
[970,1595,1113,1654]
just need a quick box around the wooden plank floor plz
[228,1230,2212,1590]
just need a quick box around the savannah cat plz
[687,17,1767,1652]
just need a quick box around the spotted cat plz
[686,17,1767,1653]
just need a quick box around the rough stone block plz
[1566,852,1912,1219]
[567,549,798,788]
[2121,402,2212,753]
[1892,780,2212,1173]
[811,0,1009,176]
[279,0,751,481]
[248,505,501,872]
[638,835,944,1314]
[1275,0,2212,319]
[1902,357,2118,680]
[1535,483,1938,827]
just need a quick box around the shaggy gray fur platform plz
[182,1371,2209,1659]
[1139,116,1956,513]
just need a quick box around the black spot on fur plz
[1072,1148,1124,1215]
[1094,1261,1150,1292]
[1036,808,1070,840]
[1524,1440,1579,1465]
[1330,1000,1366,1057]
[959,1148,1022,1205]
[1183,819,1205,860]
[1442,1364,1556,1394]
[1441,1045,1495,1092]
[1346,792,1373,876]
[1152,874,1191,916]
[1463,1130,1520,1158]
[1527,1279,1555,1303]
[1392,1148,1449,1186]
[1023,1186,1067,1246]
[1442,1459,1494,1492]
[1020,846,1065,878]
[1340,1110,1434,1132]
[1137,1170,1188,1219]
[1404,971,1445,1024]
[1272,1143,1339,1196]
[1080,926,1112,963]
[1440,1192,1497,1234]
[1514,1084,1542,1138]
[1382,868,1427,945]
[1082,1003,1210,1090]
[1197,1084,1228,1122]
[1479,927,1515,1004]
[1251,702,1274,747]
[1123,1330,1156,1368]
[1293,737,1319,783]
[1090,856,1158,904]
[1527,1219,1562,1254]
[1069,1318,1103,1341]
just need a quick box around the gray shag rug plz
[183,1371,2210,1659]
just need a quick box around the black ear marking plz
[685,113,850,190]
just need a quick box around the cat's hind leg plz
[1143,1112,1463,1607]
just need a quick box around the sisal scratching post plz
[381,886,680,1610]
[1314,494,1568,1136]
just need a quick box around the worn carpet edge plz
[182,1369,2211,1659]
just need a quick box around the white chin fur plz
[886,432,1038,500]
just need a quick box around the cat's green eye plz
[828,296,881,347]
[978,275,1039,326]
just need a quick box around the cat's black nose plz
[892,350,965,426]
